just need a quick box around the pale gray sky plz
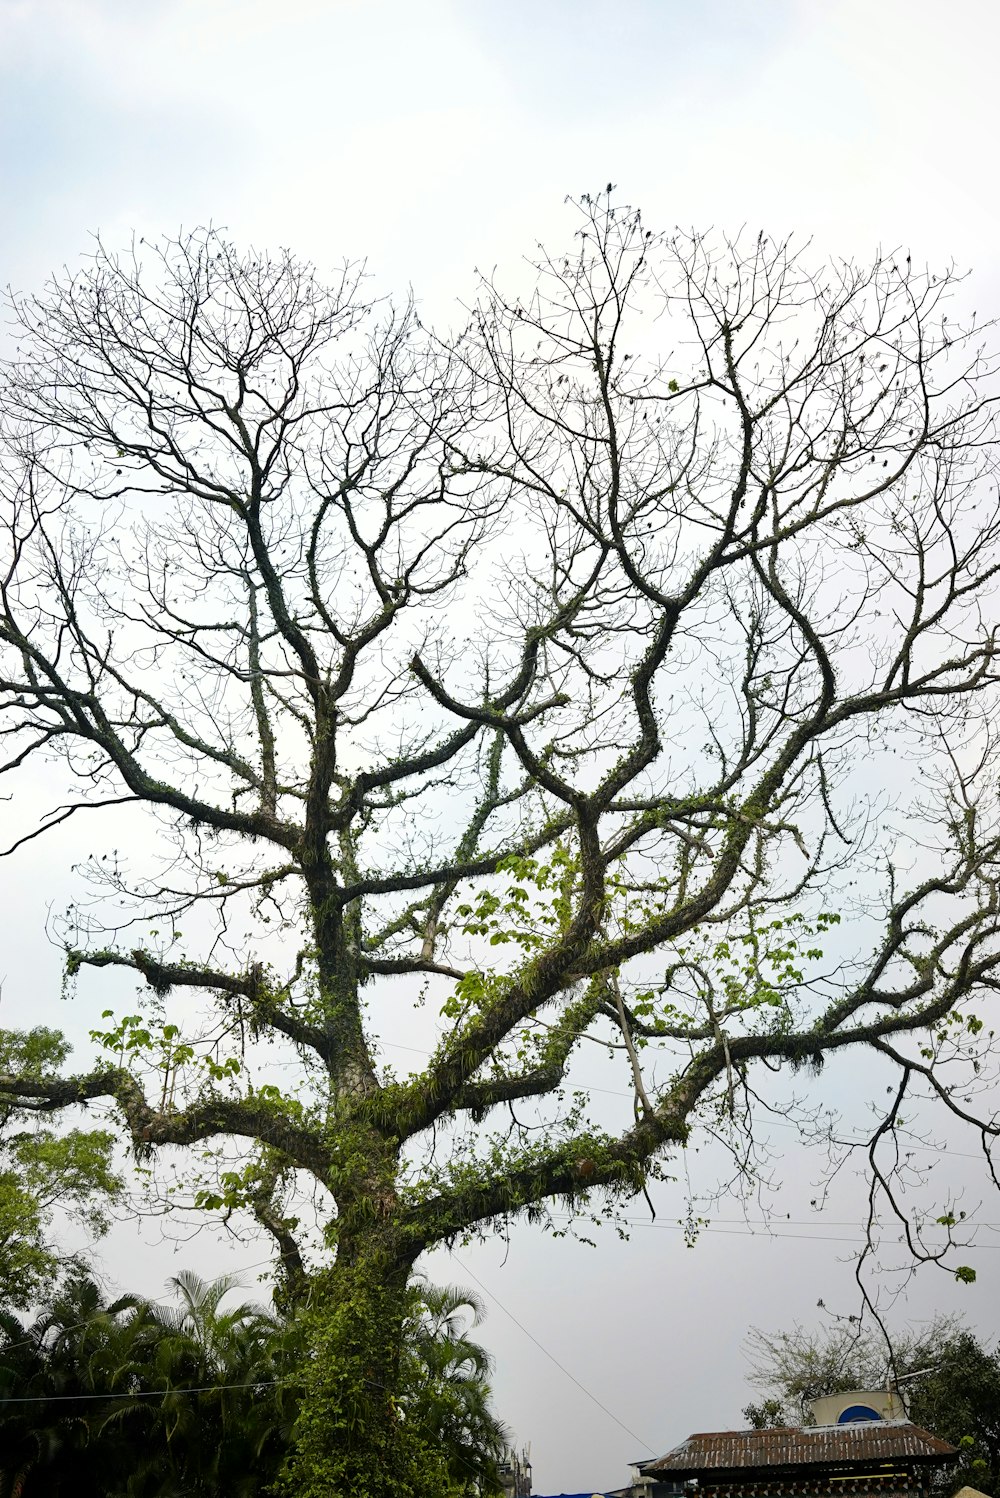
[3,2,1000,1492]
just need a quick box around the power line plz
[626,1213,1000,1231]
[0,1380,280,1405]
[547,1212,1000,1249]
[451,1252,655,1454]
[375,1039,996,1165]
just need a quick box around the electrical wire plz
[451,1252,655,1453]
[376,1039,997,1165]
[546,1213,1000,1248]
[0,1380,280,1405]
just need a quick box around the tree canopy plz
[744,1314,961,1422]
[0,1028,122,1309]
[909,1331,1000,1497]
[1,192,1000,1492]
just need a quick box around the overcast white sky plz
[3,2,1000,1493]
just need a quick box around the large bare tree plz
[2,194,1000,1493]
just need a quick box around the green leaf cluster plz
[0,1029,123,1310]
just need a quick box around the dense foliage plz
[908,1332,1000,1497]
[0,1028,122,1309]
[0,1270,508,1497]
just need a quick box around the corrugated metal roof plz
[643,1424,956,1476]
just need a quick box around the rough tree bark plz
[1,195,1000,1492]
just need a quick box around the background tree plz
[908,1331,1000,1497]
[743,1398,792,1432]
[744,1316,1000,1497]
[0,1028,122,1309]
[2,193,1000,1492]
[0,1270,507,1497]
[744,1313,961,1423]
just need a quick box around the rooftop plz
[641,1423,956,1479]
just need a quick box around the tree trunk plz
[281,1223,447,1498]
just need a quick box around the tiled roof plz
[642,1424,956,1477]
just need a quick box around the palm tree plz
[151,1271,277,1373]
[0,1303,44,1498]
[140,1270,287,1497]
[0,1270,285,1497]
[0,1273,156,1498]
[405,1280,511,1496]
